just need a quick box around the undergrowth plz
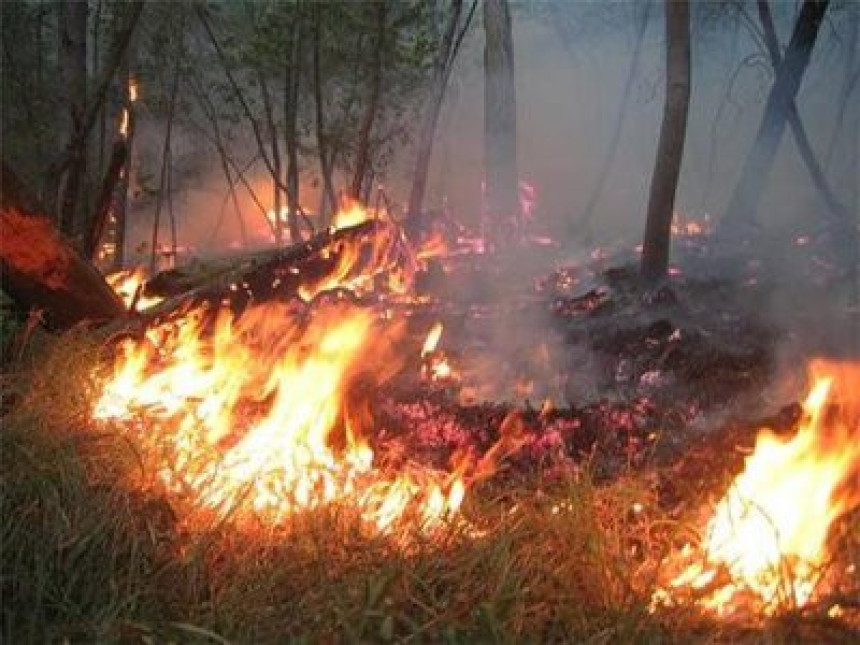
[1,331,857,643]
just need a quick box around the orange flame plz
[93,210,480,534]
[332,198,373,230]
[653,360,860,615]
[105,267,163,311]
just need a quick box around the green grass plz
[2,331,857,643]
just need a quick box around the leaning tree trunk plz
[407,0,472,229]
[640,0,691,284]
[719,0,829,233]
[350,1,386,200]
[578,0,651,241]
[483,0,518,250]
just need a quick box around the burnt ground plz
[371,231,858,512]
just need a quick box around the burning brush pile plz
[19,204,855,637]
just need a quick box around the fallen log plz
[135,218,408,326]
[0,163,126,330]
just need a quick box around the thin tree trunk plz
[824,4,858,174]
[407,0,478,230]
[57,0,88,238]
[55,1,144,250]
[111,59,136,271]
[483,0,518,249]
[719,0,829,232]
[284,9,303,242]
[197,5,290,244]
[640,0,691,284]
[312,4,337,225]
[86,139,126,261]
[149,54,181,273]
[756,0,852,229]
[578,1,651,241]
[258,70,284,241]
[350,1,386,200]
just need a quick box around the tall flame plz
[653,360,860,615]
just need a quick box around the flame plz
[105,267,163,311]
[93,209,478,534]
[653,361,860,615]
[420,322,457,383]
[332,198,373,230]
[129,77,138,103]
[422,322,444,357]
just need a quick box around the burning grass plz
[3,331,859,643]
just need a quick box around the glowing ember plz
[94,209,478,534]
[652,361,860,616]
[105,267,163,311]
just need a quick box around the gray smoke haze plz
[122,1,858,402]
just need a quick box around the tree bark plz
[1,163,125,329]
[578,1,651,241]
[312,4,337,225]
[258,70,284,241]
[54,1,144,248]
[284,8,303,242]
[350,1,386,200]
[407,0,478,230]
[756,0,853,231]
[57,0,88,238]
[640,0,691,284]
[719,0,829,232]
[149,53,182,273]
[483,0,518,249]
[86,139,127,261]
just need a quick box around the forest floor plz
[2,232,859,643]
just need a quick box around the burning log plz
[0,163,126,330]
[135,218,416,327]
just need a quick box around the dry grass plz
[2,331,857,643]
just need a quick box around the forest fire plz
[652,361,860,617]
[93,204,471,534]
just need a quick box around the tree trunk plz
[483,0,518,249]
[578,1,651,241]
[1,163,125,329]
[350,1,386,200]
[407,0,475,229]
[149,53,181,273]
[284,9,303,242]
[111,61,137,271]
[719,0,829,232]
[57,0,88,239]
[258,70,284,241]
[756,0,853,232]
[312,4,337,225]
[640,0,691,284]
[86,139,127,261]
